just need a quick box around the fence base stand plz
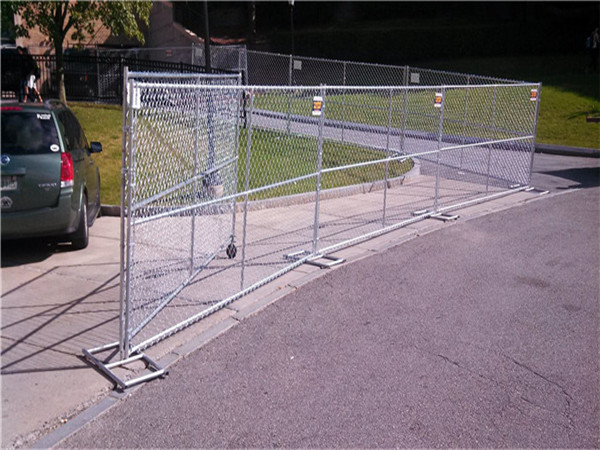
[412,209,431,217]
[83,342,167,391]
[525,186,550,195]
[285,250,345,269]
[430,212,460,222]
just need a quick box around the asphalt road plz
[60,153,599,448]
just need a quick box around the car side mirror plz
[90,142,102,153]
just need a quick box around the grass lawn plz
[70,103,123,205]
[72,103,412,205]
[72,53,598,204]
[255,86,537,141]
[417,53,600,148]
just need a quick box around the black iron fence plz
[1,52,233,103]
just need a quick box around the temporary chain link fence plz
[83,54,541,389]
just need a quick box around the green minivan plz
[1,100,102,249]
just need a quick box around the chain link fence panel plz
[115,79,539,361]
[81,45,541,386]
[121,71,242,356]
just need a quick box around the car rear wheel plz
[71,195,89,250]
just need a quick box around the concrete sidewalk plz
[1,152,596,448]
[1,176,551,449]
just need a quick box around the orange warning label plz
[530,89,538,101]
[312,96,323,116]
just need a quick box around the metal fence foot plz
[83,343,167,391]
[525,186,550,195]
[430,212,460,222]
[285,250,345,269]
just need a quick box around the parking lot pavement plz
[1,153,598,448]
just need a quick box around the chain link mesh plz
[119,63,540,358]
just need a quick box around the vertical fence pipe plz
[118,67,130,361]
[401,66,410,156]
[121,75,136,360]
[240,91,254,290]
[312,86,326,254]
[230,77,243,243]
[286,55,293,133]
[486,85,498,195]
[528,83,542,186]
[190,76,202,274]
[341,61,347,143]
[382,88,393,227]
[400,86,408,155]
[433,86,446,213]
[459,75,471,170]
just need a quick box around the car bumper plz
[1,191,80,240]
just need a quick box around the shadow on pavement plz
[1,238,78,268]
[538,166,600,190]
[1,270,120,376]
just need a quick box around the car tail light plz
[1,106,23,111]
[60,152,74,188]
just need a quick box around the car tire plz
[71,195,89,250]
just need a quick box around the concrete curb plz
[535,142,599,158]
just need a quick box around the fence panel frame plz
[77,50,541,389]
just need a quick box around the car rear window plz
[1,111,60,155]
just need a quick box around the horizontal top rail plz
[128,71,241,80]
[130,81,541,90]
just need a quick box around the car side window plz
[66,110,89,152]
[58,110,88,152]
[57,111,73,151]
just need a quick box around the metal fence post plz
[118,67,129,361]
[528,83,542,186]
[190,76,202,275]
[400,86,409,155]
[434,86,446,213]
[459,75,471,171]
[230,75,243,247]
[120,72,136,360]
[486,85,498,195]
[382,88,393,227]
[341,61,347,143]
[312,86,326,255]
[287,54,293,134]
[240,90,254,290]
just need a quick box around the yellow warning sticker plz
[312,96,323,116]
[530,89,538,101]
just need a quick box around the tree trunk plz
[52,2,68,104]
[55,39,66,104]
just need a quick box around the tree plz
[1,1,152,104]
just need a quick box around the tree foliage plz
[1,1,152,103]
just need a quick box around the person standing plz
[26,66,43,102]
[18,47,39,102]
